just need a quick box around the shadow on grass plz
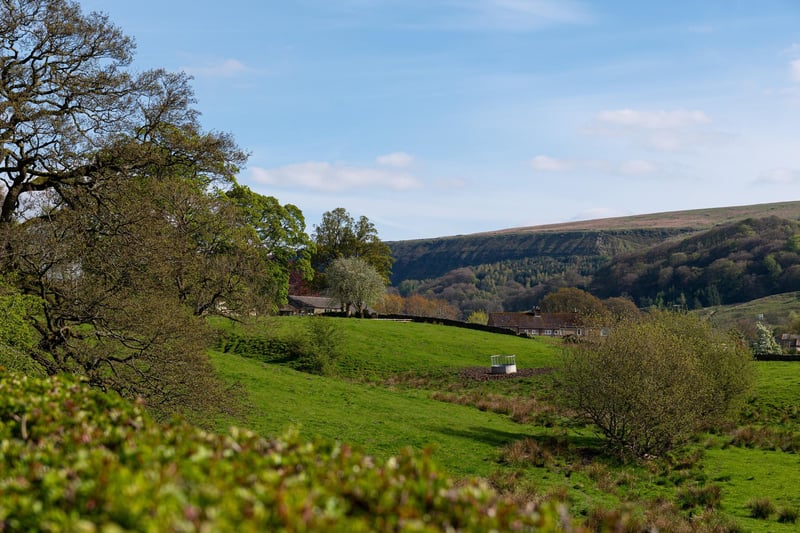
[428,425,604,451]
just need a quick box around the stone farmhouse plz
[488,310,609,338]
[777,333,800,354]
[279,295,340,316]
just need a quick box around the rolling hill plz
[387,201,800,314]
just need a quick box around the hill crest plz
[390,201,800,243]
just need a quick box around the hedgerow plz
[0,371,567,531]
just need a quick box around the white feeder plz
[490,354,517,374]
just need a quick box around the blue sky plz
[82,1,800,241]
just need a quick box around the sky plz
[80,0,800,241]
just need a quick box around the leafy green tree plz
[603,296,641,323]
[326,257,386,317]
[540,287,609,324]
[0,278,44,375]
[559,311,754,457]
[0,0,245,226]
[786,311,800,334]
[6,173,250,419]
[0,0,254,419]
[312,208,393,286]
[225,184,315,306]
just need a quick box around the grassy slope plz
[211,318,564,477]
[698,291,800,330]
[212,353,562,478]
[212,317,800,530]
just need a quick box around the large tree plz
[539,287,609,324]
[0,0,244,226]
[225,184,315,306]
[4,171,263,419]
[0,0,303,420]
[311,208,393,287]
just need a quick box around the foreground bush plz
[0,371,566,531]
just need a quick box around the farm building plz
[488,310,609,338]
[280,295,341,316]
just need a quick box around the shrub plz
[778,506,799,524]
[219,317,342,376]
[0,370,568,531]
[747,497,776,519]
[558,311,755,457]
[500,438,554,468]
[676,484,722,511]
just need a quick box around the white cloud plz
[755,167,800,185]
[376,152,414,168]
[790,59,800,83]
[435,0,589,32]
[594,109,710,129]
[785,43,800,56]
[587,108,716,151]
[620,159,657,176]
[182,58,248,78]
[434,177,469,189]
[530,155,572,171]
[531,155,658,177]
[249,161,422,192]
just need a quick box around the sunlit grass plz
[210,316,800,529]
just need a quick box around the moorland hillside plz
[388,201,800,314]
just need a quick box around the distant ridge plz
[470,200,800,237]
[387,201,800,287]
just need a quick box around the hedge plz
[0,371,568,531]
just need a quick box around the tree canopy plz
[0,0,310,419]
[540,287,609,324]
[311,208,394,287]
[0,0,245,225]
[326,257,386,317]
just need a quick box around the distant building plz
[487,310,609,338]
[280,295,340,316]
[777,333,800,354]
[279,295,376,317]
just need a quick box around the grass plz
[698,291,800,331]
[219,316,563,379]
[210,349,568,478]
[210,316,800,530]
[704,446,800,531]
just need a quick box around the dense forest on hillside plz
[389,216,800,317]
[389,228,689,283]
[591,216,800,308]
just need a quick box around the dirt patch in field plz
[459,367,554,381]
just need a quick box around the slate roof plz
[488,312,580,330]
[287,295,338,310]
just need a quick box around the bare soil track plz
[458,367,553,381]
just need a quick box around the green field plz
[211,316,800,530]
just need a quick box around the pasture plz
[211,316,800,531]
